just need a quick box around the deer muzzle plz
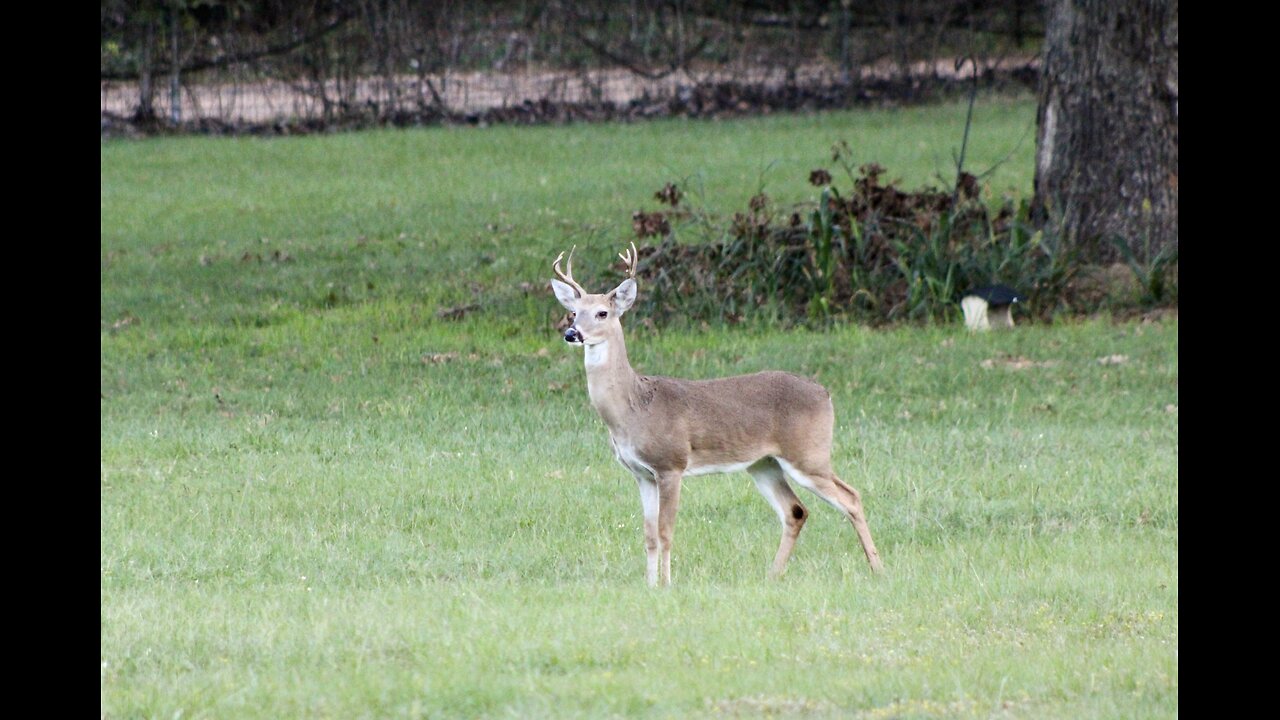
[564,327,583,344]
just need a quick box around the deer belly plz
[683,459,759,477]
[684,442,775,476]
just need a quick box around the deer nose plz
[564,327,582,343]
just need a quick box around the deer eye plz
[596,310,609,319]
[568,312,576,320]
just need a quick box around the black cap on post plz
[960,285,1022,331]
[964,285,1022,306]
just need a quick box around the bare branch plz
[567,27,709,81]
[101,11,355,81]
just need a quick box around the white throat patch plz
[584,340,609,368]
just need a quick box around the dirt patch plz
[980,355,1058,370]
[100,58,1038,138]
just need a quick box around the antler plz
[618,241,639,280]
[552,245,587,297]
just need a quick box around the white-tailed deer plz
[551,243,884,586]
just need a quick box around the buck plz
[551,243,884,586]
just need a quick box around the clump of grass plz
[1110,233,1179,307]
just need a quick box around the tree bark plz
[169,6,181,124]
[137,16,155,120]
[1031,0,1178,261]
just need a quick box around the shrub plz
[619,155,1113,327]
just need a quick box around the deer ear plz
[609,278,637,316]
[551,279,579,311]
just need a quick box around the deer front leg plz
[636,475,661,586]
[657,471,683,586]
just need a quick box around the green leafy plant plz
[805,186,842,321]
[1110,234,1179,306]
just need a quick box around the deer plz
[550,243,884,586]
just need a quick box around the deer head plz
[550,243,638,346]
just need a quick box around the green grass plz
[102,97,1177,718]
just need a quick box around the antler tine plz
[553,244,587,297]
[618,241,639,280]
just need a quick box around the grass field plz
[101,97,1178,718]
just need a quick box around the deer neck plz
[583,331,639,431]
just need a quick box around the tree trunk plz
[837,0,853,87]
[1031,0,1178,261]
[137,16,156,120]
[169,6,181,125]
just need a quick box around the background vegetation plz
[101,0,1041,131]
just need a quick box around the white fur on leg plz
[636,476,660,586]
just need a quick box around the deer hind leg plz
[656,471,683,587]
[775,458,884,573]
[747,458,808,578]
[636,475,661,586]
